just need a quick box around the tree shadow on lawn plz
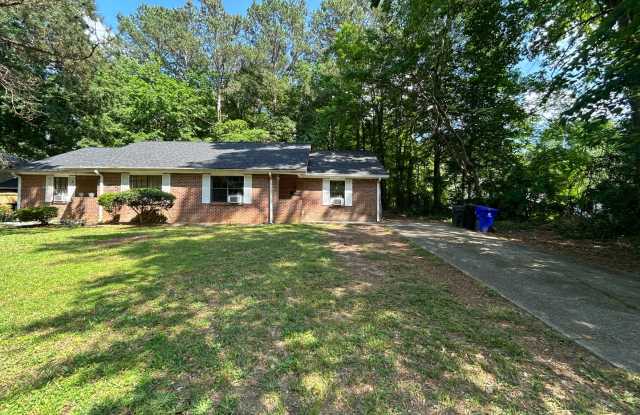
[4,225,638,414]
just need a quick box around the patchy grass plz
[494,220,640,274]
[0,224,638,414]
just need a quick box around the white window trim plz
[201,174,211,203]
[45,175,54,203]
[162,174,171,193]
[323,178,352,207]
[243,174,252,204]
[202,174,251,205]
[120,173,130,191]
[322,178,330,205]
[46,174,75,203]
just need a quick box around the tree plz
[0,0,103,119]
[80,57,213,146]
[195,0,243,122]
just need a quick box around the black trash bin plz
[462,204,477,230]
[452,205,464,227]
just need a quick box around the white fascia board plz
[15,167,309,175]
[298,172,389,179]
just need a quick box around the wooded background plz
[1,0,638,237]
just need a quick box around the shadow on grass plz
[3,225,638,413]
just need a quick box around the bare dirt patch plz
[95,234,152,247]
[324,224,496,307]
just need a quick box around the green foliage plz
[96,192,123,214]
[210,120,270,142]
[0,0,101,120]
[13,206,58,225]
[98,188,176,224]
[81,58,212,146]
[0,205,13,222]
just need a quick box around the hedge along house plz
[13,141,388,224]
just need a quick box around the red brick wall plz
[20,173,379,224]
[165,174,269,224]
[274,176,377,223]
[102,173,269,224]
[20,175,45,207]
[19,175,100,224]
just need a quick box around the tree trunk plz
[433,139,443,212]
[216,88,222,123]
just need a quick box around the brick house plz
[13,142,388,224]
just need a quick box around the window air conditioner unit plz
[227,194,242,204]
[53,194,67,203]
[330,197,344,206]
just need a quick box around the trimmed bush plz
[97,188,175,225]
[97,192,123,214]
[13,206,58,224]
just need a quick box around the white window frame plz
[322,178,352,206]
[201,174,252,205]
[46,174,75,203]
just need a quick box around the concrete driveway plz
[389,221,640,372]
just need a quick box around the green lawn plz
[0,225,638,414]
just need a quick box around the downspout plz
[94,170,104,223]
[377,178,382,223]
[268,172,273,224]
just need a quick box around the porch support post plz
[268,172,273,224]
[16,175,21,209]
[95,170,104,223]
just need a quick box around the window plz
[211,176,244,203]
[53,177,68,202]
[130,175,162,189]
[330,180,345,200]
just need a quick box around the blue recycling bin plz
[475,205,499,232]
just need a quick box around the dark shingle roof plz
[14,141,388,177]
[16,141,311,171]
[308,151,388,176]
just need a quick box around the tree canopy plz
[1,0,638,237]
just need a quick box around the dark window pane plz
[226,176,243,188]
[209,176,244,202]
[131,175,161,189]
[212,188,227,202]
[148,176,162,189]
[330,180,345,198]
[211,176,226,188]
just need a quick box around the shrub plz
[0,204,13,222]
[98,188,175,225]
[97,192,124,214]
[13,206,58,224]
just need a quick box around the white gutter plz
[94,170,104,223]
[298,172,389,179]
[268,172,273,224]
